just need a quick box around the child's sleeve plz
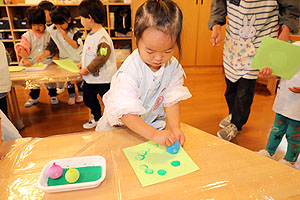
[208,0,227,30]
[85,37,111,73]
[278,0,299,33]
[104,71,146,126]
[164,61,192,107]
[15,33,31,55]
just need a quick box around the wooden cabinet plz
[132,0,225,66]
[0,2,132,65]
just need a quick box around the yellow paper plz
[123,141,199,187]
[53,59,79,73]
[9,66,25,72]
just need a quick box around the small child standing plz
[78,0,117,129]
[96,0,192,146]
[258,42,300,168]
[0,41,11,116]
[208,0,299,141]
[16,6,58,107]
[37,6,83,105]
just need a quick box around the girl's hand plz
[259,67,272,77]
[57,27,67,37]
[23,59,32,67]
[278,26,290,42]
[152,130,176,147]
[80,68,89,76]
[77,63,82,69]
[37,55,43,62]
[288,87,300,93]
[210,24,223,47]
[171,128,185,146]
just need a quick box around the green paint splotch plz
[157,169,166,175]
[171,161,180,167]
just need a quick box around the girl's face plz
[137,27,176,71]
[54,18,71,31]
[32,24,45,33]
[80,16,92,30]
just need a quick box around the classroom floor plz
[13,65,299,169]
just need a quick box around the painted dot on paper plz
[145,169,154,174]
[135,155,145,161]
[171,161,180,167]
[140,164,148,170]
[157,170,166,175]
[137,150,147,156]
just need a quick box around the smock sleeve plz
[103,71,146,126]
[163,63,192,107]
[15,32,31,55]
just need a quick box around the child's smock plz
[16,30,52,65]
[96,49,192,131]
[0,42,11,94]
[82,28,117,83]
[273,41,300,121]
[47,26,83,62]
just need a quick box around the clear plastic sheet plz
[1,123,300,199]
[9,64,82,89]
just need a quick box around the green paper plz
[123,141,199,187]
[251,36,300,80]
[9,66,24,72]
[53,59,80,73]
[47,166,102,186]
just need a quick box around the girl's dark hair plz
[38,0,54,11]
[78,0,106,25]
[50,6,74,30]
[26,6,46,26]
[134,0,183,58]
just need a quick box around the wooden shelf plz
[112,37,131,40]
[0,30,12,32]
[12,29,29,32]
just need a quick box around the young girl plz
[37,6,83,105]
[16,7,58,107]
[0,41,11,116]
[258,42,300,167]
[208,0,299,141]
[78,0,117,129]
[96,0,192,147]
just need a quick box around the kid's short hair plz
[78,0,106,25]
[134,0,183,57]
[50,6,74,30]
[26,6,46,26]
[38,0,54,11]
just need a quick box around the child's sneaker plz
[76,95,83,103]
[217,123,239,141]
[50,97,59,105]
[68,97,75,105]
[24,99,39,107]
[83,119,98,129]
[219,114,232,128]
[257,149,275,159]
[278,158,296,168]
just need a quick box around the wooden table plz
[8,64,81,129]
[1,123,300,199]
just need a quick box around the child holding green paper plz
[209,0,299,141]
[258,41,300,168]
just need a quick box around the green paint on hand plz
[171,161,180,167]
[145,168,154,174]
[157,169,166,175]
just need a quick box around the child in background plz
[208,0,299,141]
[37,6,83,105]
[38,0,66,95]
[16,7,58,107]
[96,0,191,146]
[258,41,300,168]
[78,0,117,129]
[0,41,11,116]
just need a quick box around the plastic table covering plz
[1,123,300,200]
